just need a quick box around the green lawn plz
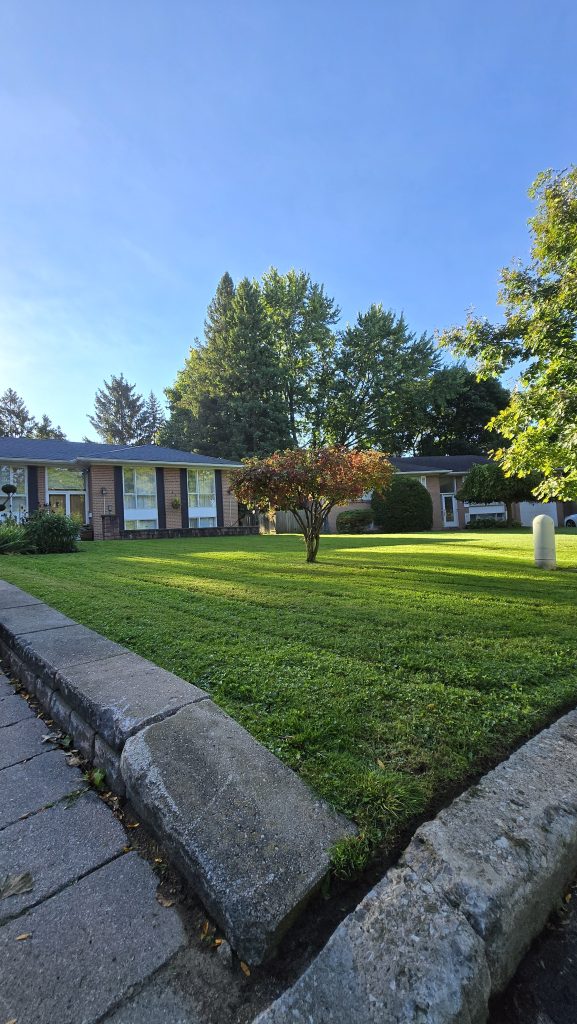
[1,531,577,873]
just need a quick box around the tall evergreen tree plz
[0,388,36,437]
[162,273,291,458]
[88,374,149,444]
[141,392,165,444]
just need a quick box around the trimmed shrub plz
[371,477,433,532]
[335,509,373,533]
[23,508,80,554]
[0,518,29,554]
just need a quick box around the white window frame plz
[0,464,27,522]
[45,465,88,521]
[187,469,216,528]
[122,466,158,529]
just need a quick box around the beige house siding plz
[164,468,183,529]
[221,473,239,527]
[89,465,116,540]
[424,475,443,530]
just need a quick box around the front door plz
[442,493,458,528]
[49,492,87,521]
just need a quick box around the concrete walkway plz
[0,669,277,1024]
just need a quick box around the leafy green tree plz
[33,414,67,440]
[261,268,339,444]
[324,306,440,453]
[456,462,538,524]
[441,167,577,500]
[416,366,510,455]
[88,374,161,445]
[163,274,291,458]
[0,388,36,437]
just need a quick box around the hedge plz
[371,477,433,532]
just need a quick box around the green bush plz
[0,518,29,554]
[371,477,433,532]
[465,516,511,530]
[23,508,80,554]
[335,509,373,533]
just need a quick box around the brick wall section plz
[222,473,239,527]
[164,468,182,529]
[90,465,117,540]
[37,466,46,506]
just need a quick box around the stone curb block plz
[121,699,356,965]
[0,581,356,965]
[255,710,577,1023]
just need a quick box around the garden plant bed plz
[1,530,576,875]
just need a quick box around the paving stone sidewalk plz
[0,670,278,1024]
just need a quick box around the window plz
[187,469,216,510]
[123,467,157,529]
[0,465,27,521]
[47,466,85,491]
[189,516,217,529]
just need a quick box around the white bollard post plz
[533,514,557,569]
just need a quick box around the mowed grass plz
[1,531,577,872]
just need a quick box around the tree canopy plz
[88,374,165,445]
[456,462,538,523]
[162,271,467,459]
[416,366,510,456]
[0,389,66,439]
[441,167,577,500]
[230,446,392,562]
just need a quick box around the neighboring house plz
[326,455,576,532]
[0,438,245,540]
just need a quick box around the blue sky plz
[1,0,575,439]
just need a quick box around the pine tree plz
[162,273,291,458]
[0,389,36,437]
[33,414,67,440]
[140,392,165,444]
[88,374,148,445]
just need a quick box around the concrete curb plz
[0,580,355,965]
[255,709,577,1022]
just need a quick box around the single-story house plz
[0,438,245,540]
[326,455,576,532]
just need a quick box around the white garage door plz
[518,502,558,526]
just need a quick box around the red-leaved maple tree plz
[229,446,393,562]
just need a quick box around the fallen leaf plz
[376,759,386,770]
[156,894,175,908]
[15,933,31,941]
[240,961,251,977]
[126,822,140,830]
[122,846,132,853]
[154,857,163,864]
[201,919,210,937]
[565,892,572,903]
[213,938,223,948]
[65,754,82,767]
[0,873,33,901]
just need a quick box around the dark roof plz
[390,455,491,474]
[0,438,242,468]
